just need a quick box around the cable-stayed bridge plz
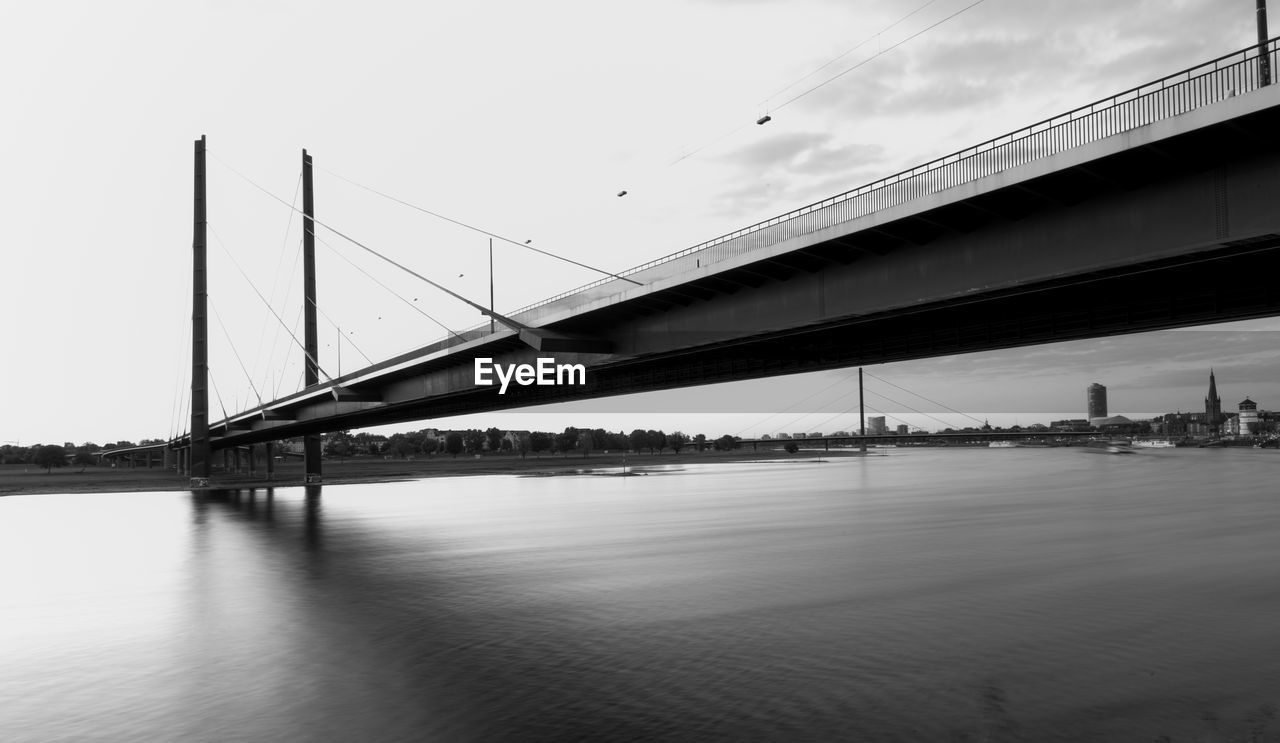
[109,41,1280,484]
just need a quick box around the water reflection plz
[3,452,1280,740]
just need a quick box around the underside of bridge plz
[203,86,1280,448]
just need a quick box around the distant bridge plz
[160,40,1280,484]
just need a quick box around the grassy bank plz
[0,448,851,496]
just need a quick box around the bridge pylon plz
[302,149,322,484]
[190,134,211,487]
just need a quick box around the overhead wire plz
[670,0,986,166]
[756,0,942,109]
[771,0,989,113]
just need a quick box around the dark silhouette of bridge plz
[104,40,1280,485]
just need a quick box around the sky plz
[3,0,1278,446]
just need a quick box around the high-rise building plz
[1205,369,1222,433]
[1087,383,1107,421]
[867,416,887,435]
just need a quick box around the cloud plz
[709,132,887,216]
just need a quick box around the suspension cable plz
[772,0,988,113]
[305,294,375,367]
[210,296,265,408]
[251,171,304,392]
[863,387,970,431]
[211,151,541,329]
[735,368,858,438]
[862,369,986,426]
[317,164,643,286]
[313,230,466,342]
[208,370,231,422]
[209,224,335,384]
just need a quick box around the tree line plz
[326,427,742,460]
[0,439,163,473]
[1,428,745,474]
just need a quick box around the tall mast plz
[859,367,867,454]
[302,149,322,483]
[1260,0,1272,87]
[191,135,210,484]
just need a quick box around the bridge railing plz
[439,39,1277,348]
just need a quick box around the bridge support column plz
[147,451,154,469]
[302,149,322,485]
[266,442,275,481]
[234,447,241,474]
[248,445,257,477]
[189,134,211,487]
[223,450,230,473]
[164,447,174,471]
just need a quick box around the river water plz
[2,448,1278,741]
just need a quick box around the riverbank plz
[0,448,862,496]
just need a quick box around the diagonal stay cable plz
[208,370,232,423]
[863,387,966,431]
[317,164,643,286]
[773,0,988,113]
[252,171,304,391]
[757,0,941,108]
[275,303,306,399]
[210,296,265,408]
[862,369,986,426]
[313,231,466,343]
[211,151,567,329]
[209,224,335,384]
[304,295,374,367]
[735,367,860,438]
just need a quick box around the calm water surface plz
[2,449,1279,741]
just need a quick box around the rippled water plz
[2,448,1279,741]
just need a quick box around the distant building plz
[776,433,792,439]
[1051,419,1091,432]
[1205,370,1223,434]
[1239,398,1260,435]
[867,416,887,435]
[1087,383,1107,422]
[896,424,909,435]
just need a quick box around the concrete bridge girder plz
[201,84,1280,444]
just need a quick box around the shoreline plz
[0,449,859,497]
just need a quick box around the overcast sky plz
[3,0,1277,446]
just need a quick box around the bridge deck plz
[180,40,1280,449]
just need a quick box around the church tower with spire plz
[1205,369,1222,434]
